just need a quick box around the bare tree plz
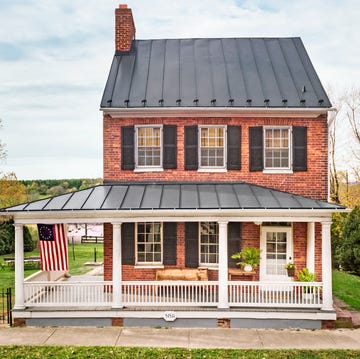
[0,118,6,163]
[344,86,360,153]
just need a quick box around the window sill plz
[134,167,164,173]
[197,168,227,173]
[263,169,293,174]
[199,266,219,270]
[134,265,164,269]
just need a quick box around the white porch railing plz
[122,281,218,306]
[229,281,323,308]
[23,280,323,308]
[24,281,113,307]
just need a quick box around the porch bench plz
[155,268,208,281]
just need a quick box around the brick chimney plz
[115,4,136,52]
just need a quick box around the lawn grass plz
[0,347,359,359]
[0,243,103,293]
[332,270,360,311]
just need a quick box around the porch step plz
[334,305,353,328]
[350,312,360,329]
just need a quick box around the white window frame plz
[135,125,163,171]
[135,222,163,266]
[198,125,227,171]
[199,222,219,268]
[263,126,292,173]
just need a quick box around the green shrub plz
[337,206,360,275]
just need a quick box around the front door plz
[260,226,293,281]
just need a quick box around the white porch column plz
[218,221,229,309]
[112,223,123,309]
[321,220,333,311]
[14,224,25,310]
[307,222,315,273]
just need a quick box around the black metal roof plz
[101,38,331,109]
[1,182,343,212]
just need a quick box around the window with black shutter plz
[184,126,198,170]
[249,126,307,172]
[121,126,135,170]
[121,223,135,265]
[185,222,199,267]
[249,126,263,171]
[163,222,177,265]
[293,126,307,171]
[163,125,177,169]
[227,126,241,170]
[228,222,242,268]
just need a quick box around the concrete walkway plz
[0,327,360,349]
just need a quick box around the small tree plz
[337,206,360,275]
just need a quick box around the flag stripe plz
[39,224,68,271]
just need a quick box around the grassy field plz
[0,347,359,359]
[0,243,103,292]
[332,270,360,311]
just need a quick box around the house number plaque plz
[163,311,177,322]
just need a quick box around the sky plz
[0,0,359,180]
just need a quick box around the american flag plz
[38,224,68,271]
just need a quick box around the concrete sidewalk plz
[0,327,360,349]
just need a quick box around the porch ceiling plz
[1,182,345,216]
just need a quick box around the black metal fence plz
[0,288,12,326]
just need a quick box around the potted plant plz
[297,267,316,301]
[231,247,261,272]
[285,262,296,277]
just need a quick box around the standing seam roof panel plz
[128,41,152,107]
[163,39,181,106]
[209,39,231,107]
[101,185,128,209]
[179,39,197,106]
[265,39,301,107]
[101,55,121,107]
[252,39,283,106]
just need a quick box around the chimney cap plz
[119,4,128,9]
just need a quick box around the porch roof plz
[1,182,344,213]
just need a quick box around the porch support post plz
[112,223,123,309]
[307,222,315,273]
[321,220,333,311]
[218,221,229,309]
[14,224,25,310]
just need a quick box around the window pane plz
[200,222,219,265]
[137,222,162,263]
[136,127,161,167]
[199,127,225,168]
[264,128,290,169]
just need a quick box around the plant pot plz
[287,268,295,277]
[243,264,253,272]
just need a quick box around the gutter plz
[100,106,333,118]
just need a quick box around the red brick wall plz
[103,115,328,200]
[103,221,323,282]
[115,5,135,51]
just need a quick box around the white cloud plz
[0,0,359,179]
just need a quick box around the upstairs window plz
[121,125,177,171]
[249,126,307,172]
[199,126,226,169]
[264,127,291,170]
[136,126,162,168]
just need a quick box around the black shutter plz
[227,126,241,170]
[121,223,135,265]
[185,222,199,268]
[228,222,242,268]
[121,126,135,170]
[249,126,263,171]
[163,222,177,265]
[184,126,198,170]
[163,125,177,169]
[293,126,307,171]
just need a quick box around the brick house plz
[3,4,345,328]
